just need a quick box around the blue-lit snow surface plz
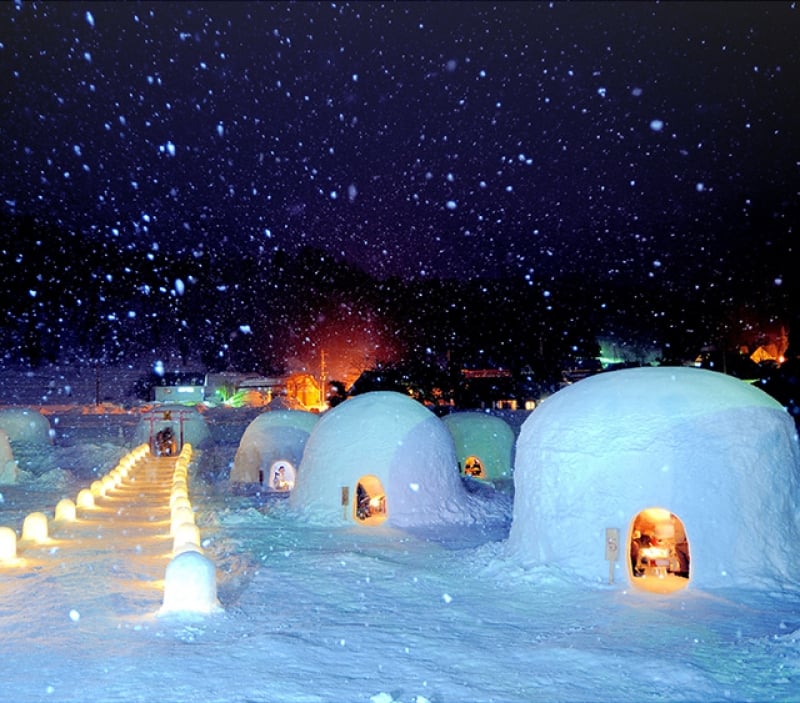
[0,394,798,702]
[509,367,800,589]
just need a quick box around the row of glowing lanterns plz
[0,444,149,561]
[0,442,219,615]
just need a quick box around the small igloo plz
[508,367,800,591]
[133,405,211,454]
[229,410,319,489]
[442,412,515,485]
[0,408,53,445]
[290,391,473,528]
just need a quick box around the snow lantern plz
[0,407,53,445]
[0,429,18,484]
[54,498,77,522]
[442,412,515,484]
[133,405,211,455]
[229,409,319,489]
[0,526,17,561]
[290,391,473,528]
[21,511,49,543]
[172,522,201,555]
[159,551,220,616]
[76,488,95,510]
[508,367,800,590]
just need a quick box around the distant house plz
[151,372,207,404]
[457,368,518,409]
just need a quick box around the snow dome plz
[0,407,53,445]
[132,405,211,453]
[290,391,472,528]
[508,367,800,591]
[0,429,17,484]
[230,410,319,489]
[442,412,515,485]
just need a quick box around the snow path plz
[2,451,183,626]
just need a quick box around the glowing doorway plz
[267,460,296,492]
[354,475,387,526]
[629,507,690,593]
[463,455,485,479]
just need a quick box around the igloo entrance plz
[263,460,296,491]
[629,507,690,592]
[354,475,387,525]
[463,455,485,479]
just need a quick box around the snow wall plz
[442,411,515,483]
[290,391,473,528]
[0,407,53,445]
[507,366,800,589]
[230,410,320,484]
[132,404,211,449]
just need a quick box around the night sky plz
[2,1,798,290]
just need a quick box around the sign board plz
[605,527,620,584]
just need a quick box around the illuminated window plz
[354,475,387,525]
[267,460,296,491]
[462,455,485,479]
[628,507,690,592]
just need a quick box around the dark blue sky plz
[1,1,798,290]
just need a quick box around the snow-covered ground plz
[1,392,800,702]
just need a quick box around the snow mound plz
[442,411,515,482]
[0,407,53,445]
[0,429,17,484]
[290,391,475,528]
[508,366,800,589]
[230,409,319,484]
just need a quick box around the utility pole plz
[319,349,327,406]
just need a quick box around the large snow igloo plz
[290,391,472,528]
[229,410,320,490]
[507,367,800,591]
[132,405,211,454]
[442,412,515,485]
